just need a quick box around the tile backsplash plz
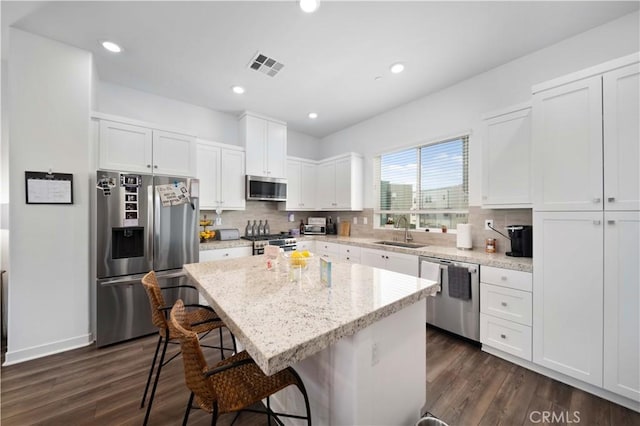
[201,204,532,255]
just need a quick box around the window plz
[375,135,469,231]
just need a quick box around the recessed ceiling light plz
[390,63,405,74]
[308,112,318,119]
[300,0,320,13]
[101,41,122,53]
[232,86,245,94]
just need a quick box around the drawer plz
[480,283,532,326]
[341,254,361,264]
[316,242,340,257]
[481,265,532,292]
[480,313,532,361]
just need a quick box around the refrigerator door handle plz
[147,182,154,267]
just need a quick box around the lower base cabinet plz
[480,266,533,361]
[360,248,418,277]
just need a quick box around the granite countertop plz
[184,256,439,375]
[199,234,532,272]
[199,239,252,250]
[304,235,533,273]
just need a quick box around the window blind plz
[375,136,469,230]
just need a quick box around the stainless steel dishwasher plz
[420,256,480,342]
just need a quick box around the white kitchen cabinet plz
[533,211,603,386]
[240,112,287,178]
[480,266,533,361]
[360,248,418,277]
[339,245,361,264]
[481,103,532,208]
[603,211,640,401]
[316,153,363,211]
[99,119,197,177]
[197,140,245,210]
[316,241,341,260]
[532,57,639,212]
[283,158,317,211]
[603,63,640,211]
[532,76,603,211]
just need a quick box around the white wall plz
[1,59,8,341]
[98,81,322,158]
[6,29,93,364]
[97,81,240,145]
[287,128,322,160]
[320,11,640,208]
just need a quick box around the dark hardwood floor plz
[1,327,638,425]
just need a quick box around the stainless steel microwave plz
[246,175,287,201]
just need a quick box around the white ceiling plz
[4,1,638,138]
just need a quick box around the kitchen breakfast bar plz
[184,255,439,425]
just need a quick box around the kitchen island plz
[184,255,439,425]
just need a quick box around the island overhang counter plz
[184,255,439,425]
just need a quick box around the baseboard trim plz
[3,333,94,366]
[482,345,640,413]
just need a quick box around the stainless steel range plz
[242,234,297,255]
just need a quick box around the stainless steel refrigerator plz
[95,171,199,347]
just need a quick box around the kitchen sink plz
[373,241,428,249]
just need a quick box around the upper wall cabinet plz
[196,140,246,211]
[532,55,639,211]
[283,157,317,211]
[239,112,287,179]
[481,103,532,208]
[317,153,363,211]
[98,118,197,177]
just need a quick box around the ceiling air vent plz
[248,52,284,77]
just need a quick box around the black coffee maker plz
[506,225,533,257]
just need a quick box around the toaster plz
[215,228,241,241]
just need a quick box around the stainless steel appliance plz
[242,234,297,255]
[215,228,241,241]
[506,225,533,257]
[303,217,326,235]
[420,256,480,342]
[95,171,199,347]
[246,175,287,201]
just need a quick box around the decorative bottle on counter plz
[299,220,305,234]
[245,220,252,237]
[258,220,264,236]
[251,220,257,236]
[264,220,270,235]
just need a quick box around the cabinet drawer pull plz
[593,197,601,203]
[607,220,616,225]
[607,197,615,202]
[501,302,507,307]
[500,334,507,339]
[593,220,601,225]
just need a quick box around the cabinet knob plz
[154,165,158,169]
[607,197,615,202]
[501,302,507,307]
[593,220,601,225]
[381,255,385,259]
[501,276,507,281]
[224,253,229,257]
[500,334,507,339]
[607,220,616,225]
[385,256,389,259]
[593,197,601,204]
[146,164,151,168]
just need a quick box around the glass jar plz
[485,238,497,253]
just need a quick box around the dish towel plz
[448,265,471,300]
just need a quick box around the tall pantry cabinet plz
[532,54,639,403]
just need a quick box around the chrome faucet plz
[395,216,413,242]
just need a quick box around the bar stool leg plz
[143,333,169,425]
[140,335,163,408]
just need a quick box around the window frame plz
[374,133,470,233]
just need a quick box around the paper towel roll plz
[456,223,472,249]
